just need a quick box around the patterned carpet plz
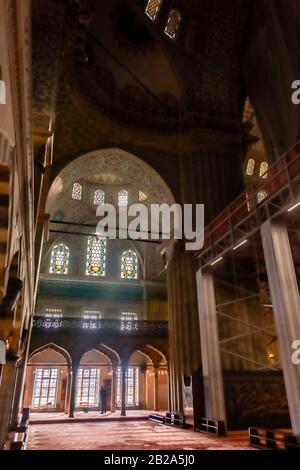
[26,420,253,450]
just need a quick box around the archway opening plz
[76,349,112,412]
[25,346,69,412]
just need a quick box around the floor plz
[27,420,252,450]
[30,410,151,424]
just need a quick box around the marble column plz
[121,363,127,417]
[261,222,300,434]
[68,362,79,418]
[111,366,118,413]
[9,360,25,429]
[196,270,226,423]
[65,368,72,414]
[0,356,18,449]
[162,242,202,413]
[154,367,159,412]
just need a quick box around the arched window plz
[164,9,182,40]
[49,244,69,275]
[72,183,82,201]
[94,189,105,205]
[259,162,269,179]
[257,190,268,204]
[121,250,138,280]
[118,190,129,207]
[86,235,106,277]
[116,367,139,407]
[145,0,162,21]
[139,190,148,202]
[246,158,255,176]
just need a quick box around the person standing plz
[99,386,108,414]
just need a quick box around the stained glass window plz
[246,158,255,176]
[121,250,138,279]
[72,183,82,200]
[94,189,105,205]
[257,190,268,203]
[164,9,181,40]
[86,236,106,277]
[139,190,148,202]
[44,307,63,318]
[259,162,269,178]
[76,368,100,407]
[49,244,69,275]
[118,190,129,207]
[145,0,162,21]
[32,368,58,409]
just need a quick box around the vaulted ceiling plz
[32,0,253,161]
[32,0,300,219]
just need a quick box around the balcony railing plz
[195,141,300,267]
[33,316,168,335]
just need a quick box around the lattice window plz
[139,190,148,202]
[246,158,255,176]
[118,190,129,207]
[145,0,162,21]
[76,368,100,407]
[44,307,63,318]
[94,189,105,205]
[32,368,58,409]
[164,9,181,40]
[72,183,82,200]
[49,244,69,275]
[116,367,139,407]
[259,162,269,179]
[121,312,138,321]
[86,236,106,277]
[120,311,138,331]
[83,309,102,319]
[121,250,138,279]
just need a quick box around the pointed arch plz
[28,343,72,367]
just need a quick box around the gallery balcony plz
[32,316,168,335]
[30,316,169,360]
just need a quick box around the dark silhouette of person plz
[100,386,108,414]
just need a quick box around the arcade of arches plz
[0,0,300,451]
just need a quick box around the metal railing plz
[196,141,300,268]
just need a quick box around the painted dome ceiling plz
[66,0,183,124]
